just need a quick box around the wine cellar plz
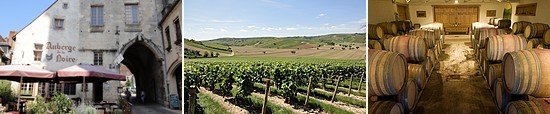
[369,0,550,113]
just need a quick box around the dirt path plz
[250,92,324,114]
[198,87,249,114]
[297,93,366,114]
[314,88,367,102]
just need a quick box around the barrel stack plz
[368,49,409,113]
[368,21,414,50]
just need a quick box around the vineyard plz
[184,61,366,114]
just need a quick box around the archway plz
[118,35,166,104]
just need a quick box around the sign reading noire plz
[45,42,77,63]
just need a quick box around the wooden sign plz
[487,10,496,17]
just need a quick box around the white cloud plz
[220,29,227,32]
[240,29,249,32]
[247,26,256,28]
[323,23,330,26]
[318,13,326,17]
[307,27,313,30]
[286,27,297,30]
[204,28,215,30]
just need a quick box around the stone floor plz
[413,35,499,114]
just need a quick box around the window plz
[173,18,181,46]
[63,3,68,9]
[34,44,43,61]
[55,19,64,29]
[164,27,172,51]
[48,83,62,94]
[93,51,103,66]
[125,4,139,24]
[21,83,33,96]
[91,6,104,26]
[63,83,76,95]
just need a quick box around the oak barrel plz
[408,64,426,90]
[476,28,508,49]
[384,35,427,63]
[368,101,404,114]
[378,22,398,35]
[524,23,549,38]
[503,49,550,97]
[368,40,384,50]
[512,21,531,34]
[422,57,433,77]
[495,79,511,112]
[397,79,418,113]
[368,24,385,40]
[409,29,436,48]
[527,38,543,49]
[368,49,407,96]
[486,64,502,90]
[486,35,527,62]
[543,29,550,45]
[505,100,546,114]
[497,19,511,28]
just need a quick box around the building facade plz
[10,0,180,107]
[160,0,182,106]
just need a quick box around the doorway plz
[433,5,479,34]
[397,4,410,20]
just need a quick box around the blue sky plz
[184,0,366,41]
[0,0,56,38]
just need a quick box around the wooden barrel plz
[368,24,385,40]
[524,23,549,38]
[527,38,543,49]
[495,79,511,112]
[368,40,384,50]
[397,79,418,113]
[368,101,404,114]
[536,44,550,49]
[384,35,427,63]
[497,19,511,28]
[543,29,550,45]
[493,18,502,26]
[505,100,546,114]
[427,49,437,64]
[409,29,436,48]
[503,49,550,97]
[486,64,502,90]
[489,18,497,25]
[512,21,531,34]
[403,20,413,31]
[393,21,408,33]
[408,64,426,90]
[486,35,527,62]
[477,28,508,49]
[424,57,433,77]
[378,22,398,35]
[368,49,407,96]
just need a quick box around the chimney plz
[8,31,16,48]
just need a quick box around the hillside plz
[204,33,365,49]
[184,39,232,54]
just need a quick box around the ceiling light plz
[454,0,459,4]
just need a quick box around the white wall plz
[368,0,397,24]
[514,0,550,24]
[407,3,508,25]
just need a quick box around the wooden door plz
[433,5,479,34]
[397,4,409,20]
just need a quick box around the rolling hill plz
[203,33,366,49]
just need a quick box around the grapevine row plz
[184,61,365,104]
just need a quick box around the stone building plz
[10,0,180,107]
[159,0,182,106]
